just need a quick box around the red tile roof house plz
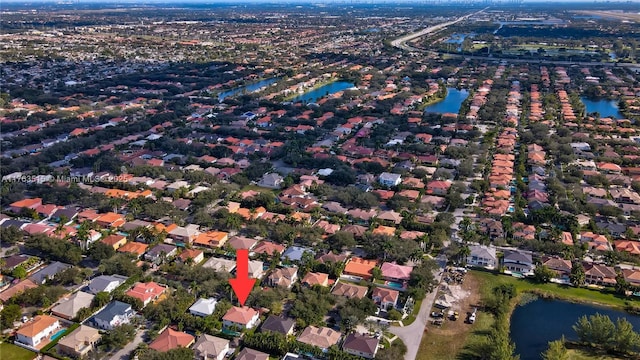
[125,282,167,307]
[149,328,195,352]
[426,180,452,196]
[9,197,43,213]
[222,306,260,331]
[372,287,400,311]
[380,262,413,283]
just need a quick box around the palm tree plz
[457,245,471,266]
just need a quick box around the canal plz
[510,299,640,359]
[291,81,355,103]
[424,88,469,114]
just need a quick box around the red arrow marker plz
[229,249,256,306]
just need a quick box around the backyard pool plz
[50,328,67,341]
[385,281,405,290]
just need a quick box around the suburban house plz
[542,257,572,279]
[145,243,178,264]
[117,242,149,258]
[343,257,378,280]
[380,262,413,283]
[342,333,380,359]
[51,291,95,320]
[236,348,269,360]
[149,328,195,352]
[502,250,534,274]
[177,249,204,265]
[28,261,71,285]
[331,282,368,299]
[189,298,218,317]
[93,301,135,330]
[57,325,101,358]
[16,315,60,349]
[260,316,296,336]
[248,260,264,279]
[168,225,200,245]
[88,274,128,294]
[125,282,167,307]
[378,172,402,187]
[202,257,236,273]
[193,334,230,360]
[222,306,260,331]
[266,267,298,288]
[371,287,400,311]
[584,263,617,286]
[297,326,342,351]
[258,173,284,189]
[467,245,497,268]
[100,234,127,250]
[301,272,330,287]
[194,231,229,248]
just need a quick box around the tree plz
[93,291,111,308]
[533,265,556,283]
[89,242,116,261]
[0,304,22,330]
[388,309,403,321]
[327,232,356,252]
[570,261,585,287]
[12,265,27,279]
[542,337,568,360]
[573,313,615,347]
[101,324,136,351]
[0,226,23,245]
[613,318,640,354]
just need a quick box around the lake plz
[218,77,279,102]
[424,88,469,114]
[581,97,623,118]
[510,299,640,359]
[291,81,355,103]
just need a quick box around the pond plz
[218,77,279,102]
[424,88,469,114]
[510,299,640,360]
[291,81,355,103]
[581,97,623,118]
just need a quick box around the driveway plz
[390,269,444,360]
[106,328,147,360]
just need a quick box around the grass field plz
[418,311,494,360]
[0,343,37,360]
[471,270,639,310]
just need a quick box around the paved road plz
[390,8,488,51]
[390,269,444,360]
[107,328,147,360]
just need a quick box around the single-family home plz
[125,282,167,307]
[145,243,178,264]
[378,172,402,187]
[297,326,341,351]
[222,306,260,331]
[260,316,296,336]
[467,245,497,268]
[502,250,534,274]
[57,325,101,358]
[372,287,400,311]
[29,261,71,285]
[584,263,617,286]
[202,257,236,272]
[266,267,298,289]
[149,328,195,352]
[117,242,149,258]
[236,348,269,360]
[189,298,218,317]
[258,173,284,189]
[193,334,230,360]
[331,282,368,299]
[101,234,127,250]
[88,274,128,294]
[301,272,330,287]
[177,249,204,265]
[342,333,380,359]
[343,257,378,280]
[93,301,135,330]
[16,315,60,348]
[380,262,413,282]
[51,291,95,320]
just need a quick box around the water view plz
[291,81,355,103]
[424,88,469,114]
[510,299,640,360]
[218,77,279,102]
[581,97,623,118]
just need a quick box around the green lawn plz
[0,343,37,360]
[566,349,626,360]
[471,270,639,310]
[400,299,423,326]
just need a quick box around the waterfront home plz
[502,250,534,274]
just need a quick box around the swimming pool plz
[385,281,405,290]
[50,328,66,341]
